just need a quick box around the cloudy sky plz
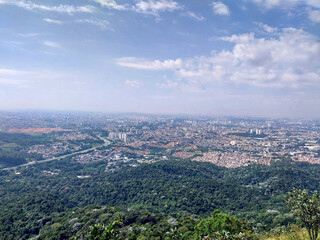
[0,0,319,118]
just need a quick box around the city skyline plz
[1,0,320,118]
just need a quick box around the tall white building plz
[108,132,127,143]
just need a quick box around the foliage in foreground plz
[88,216,122,240]
[261,224,309,240]
[287,189,320,240]
[193,210,254,240]
[86,209,254,240]
[2,159,320,239]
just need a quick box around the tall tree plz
[287,189,320,240]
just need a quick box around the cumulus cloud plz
[256,22,278,33]
[181,28,320,87]
[116,57,182,70]
[212,1,230,16]
[118,28,320,89]
[0,0,96,14]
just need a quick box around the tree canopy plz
[287,188,320,240]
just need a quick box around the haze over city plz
[1,0,319,118]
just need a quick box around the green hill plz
[1,159,320,239]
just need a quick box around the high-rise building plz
[108,132,127,143]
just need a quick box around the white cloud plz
[257,22,278,33]
[0,68,24,75]
[251,0,320,8]
[0,68,79,90]
[250,0,320,24]
[156,80,178,89]
[125,80,142,88]
[43,18,63,24]
[0,78,31,87]
[221,33,255,43]
[251,0,282,8]
[0,1,96,14]
[19,33,39,38]
[91,0,127,10]
[308,9,320,23]
[92,0,181,15]
[116,57,182,70]
[76,19,111,30]
[92,0,183,18]
[212,2,230,16]
[134,0,181,16]
[118,28,320,89]
[182,11,205,21]
[43,41,60,48]
[306,0,320,8]
[182,28,320,88]
[0,68,34,87]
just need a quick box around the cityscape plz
[1,111,319,170]
[1,0,320,237]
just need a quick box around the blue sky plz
[0,0,319,118]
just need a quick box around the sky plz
[0,0,319,118]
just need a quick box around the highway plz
[3,136,110,171]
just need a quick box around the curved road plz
[3,136,110,171]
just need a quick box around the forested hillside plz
[1,160,320,239]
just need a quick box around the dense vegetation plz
[0,150,28,167]
[0,132,53,168]
[3,204,254,240]
[0,132,51,147]
[1,159,320,239]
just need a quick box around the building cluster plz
[1,112,320,169]
[250,129,262,135]
[108,132,127,143]
[27,132,98,158]
[100,117,320,168]
[56,132,97,141]
[27,142,82,158]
